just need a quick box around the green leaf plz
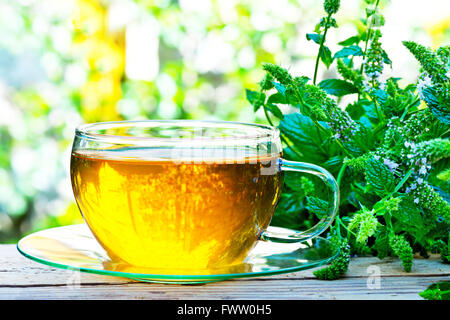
[365,157,395,196]
[338,35,360,46]
[346,99,371,119]
[264,104,284,119]
[319,79,359,97]
[246,89,265,112]
[271,192,309,230]
[283,174,315,194]
[267,92,286,104]
[320,46,334,69]
[422,87,450,124]
[278,113,336,164]
[245,89,257,103]
[351,183,380,208]
[381,50,392,65]
[373,226,390,259]
[306,33,321,44]
[269,83,299,106]
[306,196,329,219]
[323,155,344,173]
[346,100,379,128]
[437,168,450,182]
[365,7,377,17]
[333,45,363,58]
[273,82,286,96]
[392,197,430,243]
[371,89,388,105]
[430,103,450,124]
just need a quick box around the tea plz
[70,148,283,269]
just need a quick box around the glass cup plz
[70,120,339,270]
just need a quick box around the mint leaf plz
[365,157,395,196]
[278,113,336,163]
[273,82,286,96]
[371,89,388,105]
[333,45,363,58]
[338,35,360,46]
[306,196,329,219]
[422,87,450,124]
[270,82,299,106]
[306,33,321,44]
[271,192,308,230]
[267,92,287,104]
[284,174,315,194]
[320,46,334,68]
[381,50,392,65]
[346,100,379,127]
[373,226,390,259]
[246,89,265,112]
[393,197,430,244]
[264,104,284,119]
[319,79,359,97]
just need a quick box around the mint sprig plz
[247,0,450,278]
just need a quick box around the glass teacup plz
[70,120,338,270]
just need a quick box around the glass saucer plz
[17,224,338,284]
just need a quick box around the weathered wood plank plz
[1,244,449,300]
[1,276,449,300]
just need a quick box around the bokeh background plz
[0,0,449,243]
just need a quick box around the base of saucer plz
[17,224,338,283]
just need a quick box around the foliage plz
[419,281,450,300]
[313,235,351,280]
[247,0,450,278]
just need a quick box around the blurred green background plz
[0,0,449,243]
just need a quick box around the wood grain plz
[1,245,448,300]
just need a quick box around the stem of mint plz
[313,13,332,85]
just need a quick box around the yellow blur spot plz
[72,0,125,123]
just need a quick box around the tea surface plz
[70,148,283,268]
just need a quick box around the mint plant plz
[419,281,450,300]
[247,0,449,279]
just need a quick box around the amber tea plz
[69,120,339,272]
[71,148,283,269]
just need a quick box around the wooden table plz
[1,244,449,300]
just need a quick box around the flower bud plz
[324,0,340,15]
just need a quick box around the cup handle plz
[260,159,339,243]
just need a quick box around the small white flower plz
[414,198,420,204]
[419,165,427,175]
[362,80,371,92]
[373,155,380,160]
[417,74,433,100]
[410,183,417,190]
[383,158,399,171]
[417,177,424,185]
